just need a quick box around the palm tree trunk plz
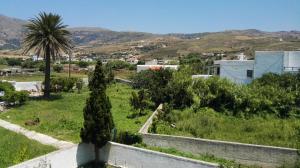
[44,46,51,98]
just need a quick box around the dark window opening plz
[216,67,220,75]
[247,70,253,78]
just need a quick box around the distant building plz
[137,65,179,72]
[214,51,300,84]
[145,59,158,65]
[32,55,43,61]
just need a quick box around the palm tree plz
[23,12,72,98]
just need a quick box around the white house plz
[214,51,300,84]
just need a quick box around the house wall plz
[216,61,254,84]
[284,51,300,71]
[254,51,284,78]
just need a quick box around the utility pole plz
[69,51,72,78]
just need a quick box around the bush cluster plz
[0,82,29,105]
[192,73,300,118]
[53,64,64,73]
[106,60,136,71]
[114,131,142,145]
[131,68,193,109]
[49,77,79,92]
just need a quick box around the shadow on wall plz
[76,143,112,167]
[76,143,96,166]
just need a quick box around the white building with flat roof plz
[214,51,300,84]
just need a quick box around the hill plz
[0,14,300,60]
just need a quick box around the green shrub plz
[0,58,8,65]
[76,79,84,93]
[53,64,63,73]
[4,91,29,105]
[77,61,89,68]
[115,131,142,145]
[106,60,130,70]
[21,59,35,69]
[192,74,300,118]
[0,82,25,104]
[6,58,22,66]
[49,77,78,92]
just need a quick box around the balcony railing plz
[284,67,300,72]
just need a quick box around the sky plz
[0,0,299,34]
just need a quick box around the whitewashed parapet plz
[11,142,218,168]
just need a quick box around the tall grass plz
[155,107,300,148]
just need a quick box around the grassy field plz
[154,108,300,148]
[0,72,87,82]
[0,83,150,143]
[0,127,56,168]
[114,69,136,80]
[134,144,260,168]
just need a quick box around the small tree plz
[76,79,83,94]
[130,89,149,115]
[80,61,114,165]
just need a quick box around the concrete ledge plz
[115,78,133,85]
[11,142,219,168]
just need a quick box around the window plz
[216,67,220,75]
[247,70,253,78]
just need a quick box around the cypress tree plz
[80,61,114,165]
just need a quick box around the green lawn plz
[0,83,150,143]
[134,144,260,168]
[0,72,87,82]
[154,108,300,148]
[0,127,56,168]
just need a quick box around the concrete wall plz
[215,60,254,84]
[140,105,300,167]
[254,51,284,78]
[11,142,218,168]
[115,78,133,85]
[142,134,299,167]
[101,142,218,168]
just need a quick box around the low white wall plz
[140,106,300,167]
[101,142,218,168]
[11,142,218,168]
[10,143,94,168]
[142,133,299,167]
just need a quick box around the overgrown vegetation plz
[0,127,55,168]
[179,53,219,74]
[131,67,300,148]
[192,73,300,118]
[49,77,79,92]
[0,81,29,105]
